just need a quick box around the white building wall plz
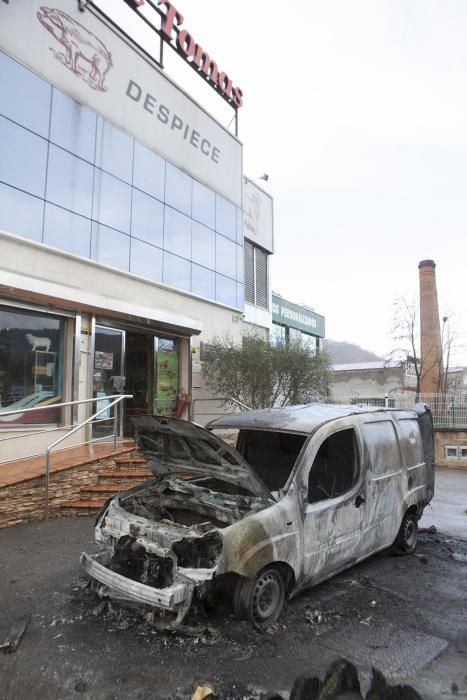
[330,366,418,402]
[0,230,242,458]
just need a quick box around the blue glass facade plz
[0,51,244,309]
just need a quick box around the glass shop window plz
[0,307,64,426]
[154,338,179,416]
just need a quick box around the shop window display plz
[154,339,179,416]
[0,307,64,425]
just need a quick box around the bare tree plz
[440,314,462,393]
[390,297,422,399]
[390,297,457,399]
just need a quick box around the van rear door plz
[414,404,435,502]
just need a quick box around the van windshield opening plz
[308,429,359,503]
[237,430,307,491]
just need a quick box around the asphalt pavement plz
[0,467,466,699]
[419,466,467,538]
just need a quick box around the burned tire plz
[395,511,418,554]
[233,567,285,629]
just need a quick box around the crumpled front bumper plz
[80,549,190,611]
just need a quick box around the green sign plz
[272,294,325,338]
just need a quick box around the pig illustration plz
[37,6,113,91]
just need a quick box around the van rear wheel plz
[395,511,418,554]
[233,567,285,629]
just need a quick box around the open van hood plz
[131,416,273,502]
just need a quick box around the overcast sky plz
[101,0,467,364]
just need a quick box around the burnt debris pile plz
[191,659,423,700]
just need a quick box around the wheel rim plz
[404,517,417,547]
[251,571,283,626]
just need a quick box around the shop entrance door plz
[92,325,181,439]
[92,326,124,440]
[124,335,180,433]
[124,331,153,436]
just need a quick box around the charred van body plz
[81,404,434,629]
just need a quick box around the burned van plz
[81,403,434,629]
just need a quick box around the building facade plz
[0,1,245,459]
[330,359,418,404]
[242,177,274,339]
[271,294,325,349]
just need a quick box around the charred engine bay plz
[119,476,269,528]
[108,531,224,588]
[110,535,175,588]
[105,477,269,588]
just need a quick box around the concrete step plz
[80,484,131,499]
[60,499,106,516]
[98,469,152,480]
[114,455,147,466]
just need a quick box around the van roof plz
[208,403,417,435]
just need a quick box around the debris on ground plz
[452,551,467,563]
[304,607,325,625]
[366,667,423,699]
[187,660,425,699]
[287,658,423,699]
[0,615,30,653]
[192,680,219,699]
[360,618,373,626]
[92,600,107,618]
[74,679,87,693]
[419,525,437,534]
[415,554,429,564]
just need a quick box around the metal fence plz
[192,393,467,430]
[326,393,467,429]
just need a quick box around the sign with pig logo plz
[243,177,274,254]
[37,7,113,92]
[0,0,242,207]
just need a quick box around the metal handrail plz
[0,394,133,520]
[0,395,133,445]
[192,396,251,423]
[0,394,130,418]
[44,394,132,519]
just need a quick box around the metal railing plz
[0,394,133,519]
[192,392,467,429]
[326,392,467,429]
[191,397,251,424]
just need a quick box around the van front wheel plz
[395,511,418,554]
[233,567,285,629]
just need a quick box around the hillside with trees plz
[323,339,383,364]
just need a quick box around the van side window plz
[363,421,400,475]
[398,419,424,466]
[308,429,359,503]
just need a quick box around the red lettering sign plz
[124,0,243,108]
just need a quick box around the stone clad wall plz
[435,430,467,469]
[0,456,116,528]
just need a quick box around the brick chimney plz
[418,259,443,394]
